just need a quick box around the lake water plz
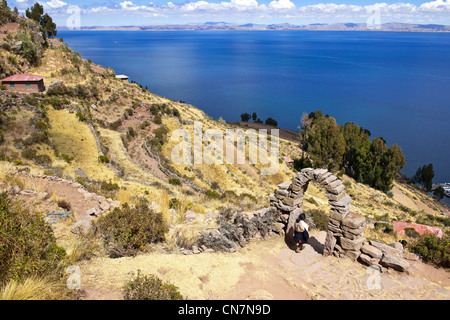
[59,30,450,182]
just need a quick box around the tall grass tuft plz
[0,276,74,300]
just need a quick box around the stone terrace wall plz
[269,168,413,272]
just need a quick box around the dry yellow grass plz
[78,241,271,300]
[0,276,73,300]
[47,108,116,181]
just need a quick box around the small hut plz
[1,74,45,93]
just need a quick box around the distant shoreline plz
[58,22,450,33]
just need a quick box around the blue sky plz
[9,0,450,26]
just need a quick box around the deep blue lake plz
[59,30,450,182]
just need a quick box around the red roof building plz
[393,221,443,239]
[1,74,45,93]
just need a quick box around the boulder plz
[328,222,342,235]
[330,209,347,221]
[342,212,366,229]
[403,251,419,261]
[327,191,346,202]
[358,253,381,266]
[11,186,21,195]
[323,231,337,256]
[277,181,291,190]
[100,201,110,211]
[320,174,338,186]
[275,189,288,199]
[369,240,403,257]
[272,222,285,234]
[327,183,345,195]
[316,171,332,183]
[86,208,100,217]
[313,168,328,179]
[342,224,365,236]
[340,235,365,251]
[282,196,302,207]
[326,179,342,191]
[361,244,383,260]
[329,195,351,208]
[389,242,404,252]
[344,250,361,261]
[380,253,410,272]
[192,245,200,254]
[84,193,95,201]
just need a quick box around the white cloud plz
[269,0,295,10]
[46,0,67,8]
[419,0,450,13]
[76,1,450,24]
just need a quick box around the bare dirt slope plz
[77,230,450,300]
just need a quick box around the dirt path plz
[15,173,120,233]
[76,230,450,300]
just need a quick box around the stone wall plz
[269,168,413,272]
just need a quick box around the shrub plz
[57,199,71,211]
[123,271,183,300]
[21,147,37,160]
[307,209,328,231]
[206,189,221,200]
[168,178,182,186]
[240,113,251,122]
[265,117,278,127]
[98,155,110,163]
[0,193,67,282]
[34,154,52,166]
[404,227,420,239]
[94,203,168,258]
[172,108,180,118]
[61,154,74,164]
[75,111,88,122]
[100,181,119,192]
[409,234,449,268]
[127,127,136,139]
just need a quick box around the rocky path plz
[77,230,450,300]
[14,172,121,232]
[263,231,450,300]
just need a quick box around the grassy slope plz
[0,26,447,247]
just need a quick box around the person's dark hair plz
[299,213,306,221]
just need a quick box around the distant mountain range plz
[59,22,450,32]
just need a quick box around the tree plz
[341,122,372,180]
[240,113,251,122]
[40,13,57,38]
[265,117,278,127]
[414,164,435,192]
[433,186,445,200]
[25,3,57,39]
[252,112,257,122]
[25,2,43,23]
[302,111,345,172]
[298,110,406,192]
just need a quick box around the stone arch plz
[269,168,366,259]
